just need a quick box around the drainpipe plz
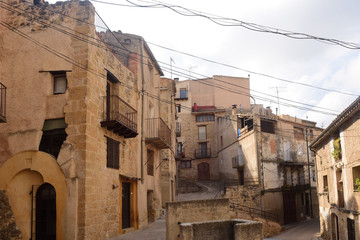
[305,127,313,218]
[254,117,263,209]
[140,37,146,183]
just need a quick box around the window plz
[181,160,191,169]
[220,136,223,147]
[176,104,181,113]
[177,142,183,157]
[147,149,154,176]
[196,114,215,122]
[260,119,275,134]
[198,126,207,140]
[180,88,187,98]
[39,119,67,158]
[323,175,328,192]
[352,166,360,191]
[53,73,67,94]
[309,129,314,139]
[238,117,253,131]
[107,137,119,169]
[294,127,305,140]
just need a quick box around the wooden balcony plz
[194,147,211,158]
[0,82,6,123]
[145,118,171,149]
[100,95,138,138]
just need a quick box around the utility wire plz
[91,0,360,50]
[0,2,341,117]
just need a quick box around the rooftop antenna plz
[270,86,286,115]
[170,57,175,79]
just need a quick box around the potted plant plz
[331,138,342,161]
[324,186,328,192]
[354,178,360,191]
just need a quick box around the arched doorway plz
[198,162,210,181]
[331,213,339,240]
[36,183,56,240]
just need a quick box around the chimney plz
[232,104,237,115]
[266,106,272,116]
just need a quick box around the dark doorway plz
[147,190,155,223]
[331,213,339,240]
[238,167,244,185]
[36,183,56,240]
[283,191,296,224]
[305,193,310,216]
[347,218,355,240]
[198,162,210,181]
[122,182,131,229]
[39,128,67,158]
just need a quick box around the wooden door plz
[198,162,210,181]
[122,182,131,229]
[283,191,296,224]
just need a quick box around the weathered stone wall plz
[314,112,360,239]
[0,190,22,240]
[179,219,263,240]
[166,199,230,240]
[225,185,261,209]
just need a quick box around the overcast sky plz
[49,0,360,128]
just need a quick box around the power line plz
[91,0,360,50]
[1,2,341,117]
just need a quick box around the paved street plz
[267,218,322,240]
[110,217,166,240]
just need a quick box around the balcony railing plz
[174,89,188,100]
[194,147,211,158]
[176,122,181,137]
[145,118,171,149]
[101,95,138,138]
[0,82,6,123]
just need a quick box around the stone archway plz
[0,151,67,240]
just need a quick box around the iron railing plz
[194,147,211,158]
[102,95,137,132]
[145,118,171,147]
[0,82,6,122]
[230,202,279,223]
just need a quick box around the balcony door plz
[106,82,111,121]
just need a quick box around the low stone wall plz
[166,199,230,240]
[179,219,263,240]
[178,178,201,193]
[0,190,22,240]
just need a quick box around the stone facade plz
[0,190,22,240]
[217,107,322,224]
[175,77,250,183]
[0,1,175,239]
[311,97,360,240]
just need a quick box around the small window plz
[39,119,67,159]
[177,142,183,157]
[180,88,187,98]
[323,175,328,192]
[220,136,223,147]
[176,104,181,113]
[107,137,119,169]
[198,126,207,140]
[261,119,275,134]
[181,160,191,169]
[196,114,215,122]
[147,149,154,176]
[53,74,67,94]
[352,166,360,191]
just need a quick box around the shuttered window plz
[107,137,119,169]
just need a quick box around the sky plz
[48,0,360,128]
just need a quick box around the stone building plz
[310,97,360,240]
[174,76,250,182]
[0,0,175,239]
[217,106,322,224]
